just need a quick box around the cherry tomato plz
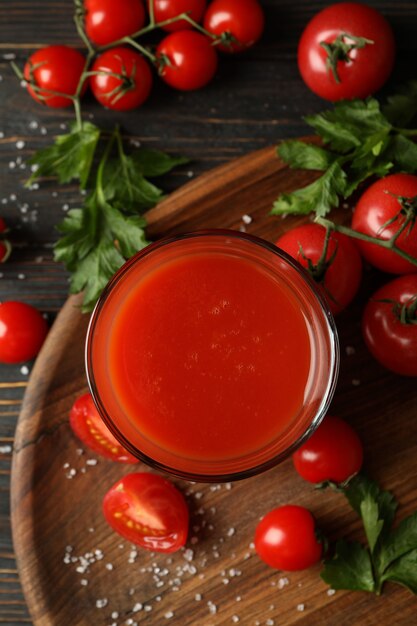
[69,393,139,462]
[157,30,218,91]
[362,274,417,376]
[84,0,146,46]
[0,301,48,364]
[203,0,264,53]
[276,223,362,315]
[24,46,86,108]
[90,47,153,111]
[103,472,189,552]
[150,0,206,32]
[298,2,395,101]
[255,505,322,571]
[293,415,363,484]
[352,174,417,274]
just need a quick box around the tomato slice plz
[103,473,189,552]
[69,393,138,463]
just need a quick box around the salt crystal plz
[296,604,305,612]
[80,579,88,586]
[111,612,119,619]
[132,603,142,613]
[3,53,16,60]
[20,365,29,375]
[164,611,174,619]
[195,594,202,601]
[242,214,252,225]
[86,459,98,466]
[9,193,16,201]
[266,620,275,626]
[0,445,12,454]
[232,616,240,623]
[96,598,108,608]
[9,162,16,169]
[278,577,289,589]
[29,121,39,129]
[207,601,217,615]
[16,140,25,149]
[327,588,336,596]
[227,527,235,537]
[183,549,194,562]
[106,563,114,571]
[143,605,152,612]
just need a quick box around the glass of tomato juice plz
[86,230,339,482]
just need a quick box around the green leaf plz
[386,134,417,173]
[360,493,384,554]
[344,159,393,197]
[383,81,417,127]
[344,474,397,540]
[381,548,417,594]
[305,98,391,153]
[321,541,375,592]
[27,122,101,188]
[278,141,336,171]
[378,512,417,573]
[69,241,126,313]
[131,148,189,177]
[271,161,346,217]
[103,203,148,258]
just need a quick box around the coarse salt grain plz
[132,603,142,612]
[242,214,252,225]
[16,140,25,149]
[0,445,12,454]
[227,527,235,537]
[327,588,336,596]
[195,593,202,601]
[106,563,114,570]
[207,601,217,615]
[20,365,29,375]
[232,616,240,623]
[80,579,88,586]
[266,620,275,626]
[86,459,98,466]
[296,603,305,612]
[164,611,174,619]
[96,598,108,608]
[278,577,289,589]
[111,612,119,619]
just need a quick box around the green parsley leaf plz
[360,493,384,554]
[383,80,417,127]
[378,512,417,573]
[27,122,100,189]
[321,541,375,592]
[344,474,397,540]
[277,141,336,171]
[386,134,417,173]
[305,98,391,153]
[130,148,189,177]
[103,157,164,211]
[271,161,346,217]
[381,548,417,594]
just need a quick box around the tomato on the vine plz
[24,46,87,108]
[276,223,362,315]
[352,174,417,275]
[150,0,206,32]
[103,472,189,552]
[84,0,146,46]
[255,505,323,571]
[157,30,218,90]
[90,46,153,111]
[362,274,417,376]
[69,393,139,462]
[0,301,48,364]
[203,0,264,53]
[298,2,395,101]
[293,415,363,484]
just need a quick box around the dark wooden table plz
[1,1,417,623]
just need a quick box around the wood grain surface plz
[2,1,417,624]
[10,146,417,626]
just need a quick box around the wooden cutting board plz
[10,145,417,626]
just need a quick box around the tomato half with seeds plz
[90,46,153,111]
[203,0,264,52]
[362,274,417,376]
[255,505,323,571]
[69,393,139,463]
[276,223,362,315]
[103,472,189,552]
[352,174,417,274]
[84,0,146,46]
[0,301,48,364]
[157,30,218,90]
[150,0,206,32]
[24,45,87,108]
[293,415,363,484]
[298,2,395,101]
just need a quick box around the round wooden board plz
[11,145,417,626]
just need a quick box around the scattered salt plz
[95,598,108,609]
[296,603,305,612]
[327,588,336,596]
[132,603,142,613]
[16,140,25,150]
[242,214,252,225]
[20,365,29,375]
[0,445,12,454]
[164,611,174,619]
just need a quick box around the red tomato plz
[24,46,86,108]
[255,505,322,571]
[298,2,395,101]
[0,301,48,364]
[150,0,206,31]
[203,0,264,52]
[69,393,139,462]
[84,0,146,46]
[362,274,417,376]
[157,30,218,90]
[103,472,189,552]
[293,415,363,484]
[276,223,362,315]
[352,174,417,274]
[90,47,153,111]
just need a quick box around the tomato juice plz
[86,231,338,481]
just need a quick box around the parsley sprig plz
[322,474,417,595]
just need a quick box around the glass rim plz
[86,229,340,483]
